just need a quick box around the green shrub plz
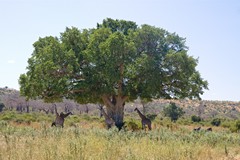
[146,114,157,121]
[82,114,92,121]
[0,112,16,121]
[0,103,5,112]
[177,117,191,125]
[0,120,8,127]
[0,111,54,124]
[35,113,53,122]
[211,118,221,126]
[191,115,201,122]
[162,102,184,122]
[235,120,240,132]
[156,117,173,128]
[68,115,81,123]
[221,120,233,128]
[21,114,36,122]
[125,119,141,131]
[230,120,240,133]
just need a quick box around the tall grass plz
[0,120,240,160]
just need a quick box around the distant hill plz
[0,87,239,119]
[0,87,19,95]
[143,99,240,119]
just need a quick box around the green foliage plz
[146,114,158,121]
[162,103,185,122]
[220,119,233,128]
[191,115,202,122]
[229,120,240,133]
[211,118,221,126]
[0,111,17,121]
[176,117,192,125]
[97,18,137,35]
[125,119,142,131]
[67,115,81,123]
[0,103,5,112]
[19,18,208,103]
[0,111,54,124]
[235,120,240,131]
[0,120,8,127]
[82,114,92,121]
[19,18,208,127]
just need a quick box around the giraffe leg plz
[148,123,152,130]
[51,122,56,127]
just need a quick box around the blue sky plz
[0,0,240,101]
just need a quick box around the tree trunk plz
[112,103,124,130]
[26,105,29,113]
[26,102,29,113]
[102,95,127,130]
[85,104,89,114]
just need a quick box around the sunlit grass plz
[0,120,240,160]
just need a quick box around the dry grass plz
[0,121,240,160]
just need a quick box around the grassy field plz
[0,113,240,160]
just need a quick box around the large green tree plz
[19,18,208,129]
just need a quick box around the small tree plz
[163,102,184,122]
[211,118,221,126]
[191,115,201,122]
[0,103,5,112]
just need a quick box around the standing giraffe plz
[51,104,73,128]
[98,105,115,129]
[134,107,152,130]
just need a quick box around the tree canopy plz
[163,102,185,122]
[19,18,208,128]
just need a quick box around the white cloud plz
[7,60,15,64]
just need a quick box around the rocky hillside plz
[1,87,239,119]
[140,99,240,119]
[0,87,18,95]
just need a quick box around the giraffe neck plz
[136,108,146,119]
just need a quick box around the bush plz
[0,120,8,127]
[191,115,201,122]
[82,114,92,121]
[162,103,184,122]
[0,103,5,112]
[125,119,141,131]
[0,112,16,121]
[235,120,240,131]
[230,120,240,133]
[146,114,157,121]
[211,118,221,126]
[177,117,191,125]
[221,120,233,128]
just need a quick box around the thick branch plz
[102,95,115,108]
[118,63,124,97]
[122,96,128,102]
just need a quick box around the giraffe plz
[51,104,73,128]
[134,107,152,130]
[98,105,115,129]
